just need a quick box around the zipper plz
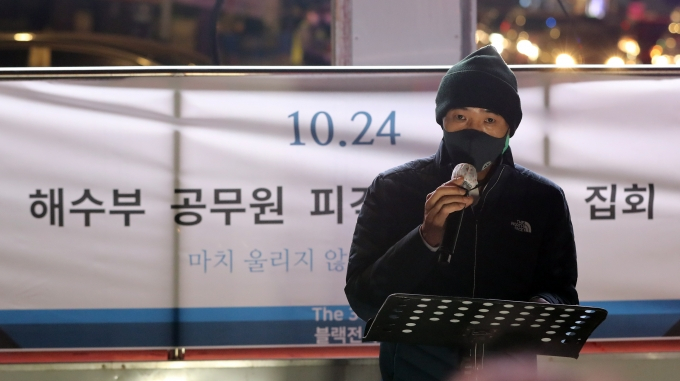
[472,166,506,298]
[480,166,505,214]
[473,223,478,297]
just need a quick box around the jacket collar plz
[500,146,515,168]
[435,139,515,174]
[434,139,448,168]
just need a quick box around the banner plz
[0,70,679,349]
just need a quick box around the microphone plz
[437,163,478,264]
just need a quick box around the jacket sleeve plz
[344,175,439,321]
[531,187,579,305]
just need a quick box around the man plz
[344,46,578,381]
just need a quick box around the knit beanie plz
[435,45,522,137]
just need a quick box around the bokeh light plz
[549,28,560,39]
[516,40,540,61]
[652,55,670,65]
[650,45,663,58]
[478,1,680,65]
[555,53,576,66]
[476,30,490,44]
[489,33,506,53]
[13,33,33,42]
[672,9,680,23]
[546,17,557,29]
[605,57,625,66]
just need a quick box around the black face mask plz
[443,129,507,172]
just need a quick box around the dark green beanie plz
[435,45,522,137]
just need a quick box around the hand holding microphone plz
[420,164,478,264]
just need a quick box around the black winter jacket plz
[345,142,578,380]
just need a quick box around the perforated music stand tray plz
[363,294,607,359]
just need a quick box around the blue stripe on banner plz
[0,321,366,348]
[0,309,176,324]
[584,300,680,315]
[0,300,679,348]
[179,320,365,347]
[1,323,176,348]
[583,300,680,339]
[178,306,356,322]
[3,301,680,324]
[0,306,355,324]
[590,314,680,338]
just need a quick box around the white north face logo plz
[511,220,532,233]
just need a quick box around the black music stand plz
[363,294,607,359]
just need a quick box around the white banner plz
[0,70,679,348]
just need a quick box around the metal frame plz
[3,340,680,364]
[0,65,679,363]
[0,65,679,79]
